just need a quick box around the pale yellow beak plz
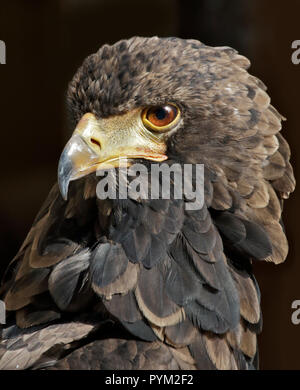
[58,111,168,200]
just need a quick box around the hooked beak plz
[58,112,168,200]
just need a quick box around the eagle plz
[0,37,295,370]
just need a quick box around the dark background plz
[0,0,299,369]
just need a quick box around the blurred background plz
[0,0,299,369]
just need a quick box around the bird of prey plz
[0,37,295,370]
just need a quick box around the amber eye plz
[142,104,180,132]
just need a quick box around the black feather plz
[90,242,128,288]
[103,292,142,323]
[120,320,157,342]
[49,249,90,310]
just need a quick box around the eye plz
[142,104,180,132]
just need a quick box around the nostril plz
[91,138,101,149]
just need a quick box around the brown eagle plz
[0,37,295,370]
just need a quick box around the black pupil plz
[154,107,168,120]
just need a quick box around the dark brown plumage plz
[0,36,295,370]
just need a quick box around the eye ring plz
[141,104,180,132]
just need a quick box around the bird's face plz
[58,36,270,200]
[58,103,182,200]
